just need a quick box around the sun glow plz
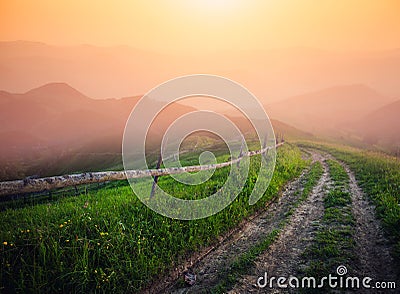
[191,0,241,10]
[180,0,244,16]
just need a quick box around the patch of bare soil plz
[230,153,330,293]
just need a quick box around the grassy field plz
[0,144,306,292]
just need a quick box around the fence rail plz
[0,142,284,197]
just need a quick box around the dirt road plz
[147,150,398,293]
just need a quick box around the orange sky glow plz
[1,0,400,53]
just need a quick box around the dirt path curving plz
[343,163,398,285]
[146,150,399,293]
[230,153,330,293]
[166,163,316,293]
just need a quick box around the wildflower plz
[3,241,7,246]
[26,229,30,233]
[59,224,64,228]
[99,232,108,237]
[65,240,70,243]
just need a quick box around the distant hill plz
[270,119,313,140]
[0,82,315,180]
[1,41,400,102]
[350,99,400,151]
[0,83,197,179]
[220,114,313,141]
[266,84,394,134]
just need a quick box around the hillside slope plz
[351,99,400,150]
[266,84,394,134]
[0,83,196,179]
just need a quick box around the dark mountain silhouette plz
[0,83,198,179]
[0,82,312,180]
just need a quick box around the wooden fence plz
[0,142,284,198]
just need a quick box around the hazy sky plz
[1,0,400,53]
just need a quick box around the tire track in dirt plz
[342,163,399,285]
[166,161,315,293]
[230,152,330,293]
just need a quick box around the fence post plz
[263,133,269,159]
[237,136,245,167]
[150,153,163,199]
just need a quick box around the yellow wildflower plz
[3,241,7,246]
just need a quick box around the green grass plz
[0,144,306,293]
[300,161,324,201]
[302,159,355,290]
[285,161,324,218]
[298,141,400,261]
[211,161,324,293]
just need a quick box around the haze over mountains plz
[1,41,400,102]
[352,99,400,151]
[1,79,398,180]
[266,84,395,134]
[1,41,399,180]
[0,82,311,180]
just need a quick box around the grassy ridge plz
[298,142,400,261]
[0,144,306,292]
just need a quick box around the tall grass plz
[1,144,306,292]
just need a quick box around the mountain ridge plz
[266,84,395,134]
